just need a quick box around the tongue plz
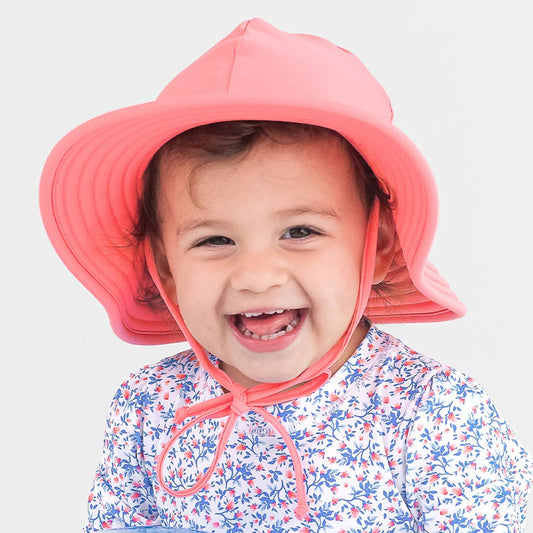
[240,309,300,336]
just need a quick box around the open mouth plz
[230,308,305,341]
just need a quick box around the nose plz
[228,249,290,293]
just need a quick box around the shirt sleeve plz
[404,368,533,532]
[84,367,161,532]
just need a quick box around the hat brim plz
[40,93,466,345]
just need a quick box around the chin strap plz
[145,199,379,521]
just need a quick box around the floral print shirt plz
[85,324,532,532]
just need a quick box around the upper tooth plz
[243,309,286,317]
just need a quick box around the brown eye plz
[283,226,320,239]
[195,236,234,247]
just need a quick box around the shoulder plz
[101,347,218,442]
[363,328,533,515]
[400,355,533,529]
[352,325,450,412]
[352,325,512,439]
[408,363,532,473]
[110,347,204,408]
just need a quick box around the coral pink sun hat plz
[39,17,466,347]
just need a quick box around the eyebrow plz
[177,204,339,236]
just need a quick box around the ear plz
[372,210,397,285]
[151,237,178,304]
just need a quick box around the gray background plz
[2,1,531,531]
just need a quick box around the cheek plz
[326,236,363,277]
[306,249,361,314]
[327,242,364,304]
[173,280,218,347]
[172,262,222,318]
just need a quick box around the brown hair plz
[131,120,398,310]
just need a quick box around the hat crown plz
[157,18,393,123]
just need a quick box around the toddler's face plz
[155,135,371,387]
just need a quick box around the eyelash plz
[194,226,322,247]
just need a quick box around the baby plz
[40,18,532,533]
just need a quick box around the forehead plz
[157,135,363,218]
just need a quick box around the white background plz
[2,1,532,531]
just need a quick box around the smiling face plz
[154,135,379,388]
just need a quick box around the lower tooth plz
[241,328,288,340]
[238,314,302,340]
